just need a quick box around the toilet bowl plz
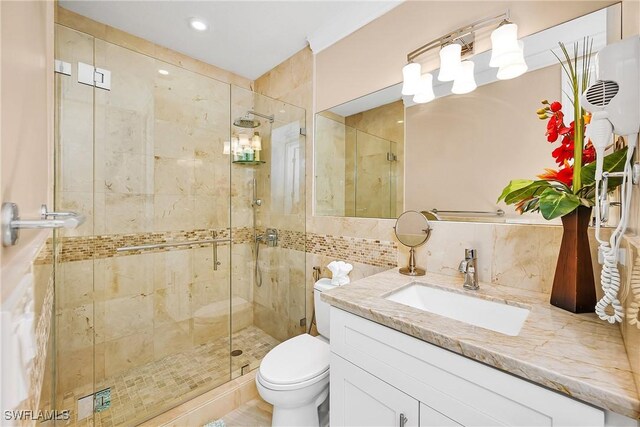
[256,279,336,426]
[256,334,329,426]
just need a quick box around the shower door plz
[228,86,307,378]
[54,25,233,426]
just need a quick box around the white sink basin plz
[385,283,530,336]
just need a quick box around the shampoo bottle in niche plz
[252,132,262,161]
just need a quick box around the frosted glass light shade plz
[451,61,477,94]
[413,73,435,104]
[438,43,462,82]
[490,23,520,67]
[496,41,527,80]
[401,63,422,96]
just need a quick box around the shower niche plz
[229,110,274,165]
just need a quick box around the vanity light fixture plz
[401,62,422,95]
[401,11,527,100]
[189,18,208,31]
[438,43,462,82]
[451,61,477,94]
[496,41,528,80]
[490,21,528,79]
[413,73,435,104]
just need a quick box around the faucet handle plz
[458,259,468,272]
[465,248,476,259]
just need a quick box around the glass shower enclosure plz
[52,24,306,426]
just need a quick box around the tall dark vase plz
[550,206,596,313]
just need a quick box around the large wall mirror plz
[314,4,622,223]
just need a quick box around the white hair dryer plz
[581,35,640,323]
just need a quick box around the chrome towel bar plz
[431,208,505,217]
[116,238,231,252]
[2,203,86,247]
[117,238,232,271]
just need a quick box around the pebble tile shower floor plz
[59,326,280,426]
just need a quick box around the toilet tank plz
[314,278,337,340]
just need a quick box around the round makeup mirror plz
[394,210,432,276]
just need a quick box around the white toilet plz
[256,278,336,427]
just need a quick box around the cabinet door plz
[419,403,461,427]
[331,353,419,427]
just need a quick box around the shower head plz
[233,110,275,128]
[233,116,261,128]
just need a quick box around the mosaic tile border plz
[20,269,54,416]
[37,228,396,269]
[35,228,257,264]
[306,232,397,268]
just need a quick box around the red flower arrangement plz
[498,40,627,220]
[536,100,596,187]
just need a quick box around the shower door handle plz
[2,203,86,246]
[213,241,223,271]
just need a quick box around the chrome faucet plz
[458,249,479,290]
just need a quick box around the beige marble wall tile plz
[153,250,193,290]
[154,284,192,326]
[315,115,346,216]
[491,224,563,293]
[104,193,154,234]
[95,293,153,343]
[56,303,94,352]
[55,260,94,309]
[56,346,95,396]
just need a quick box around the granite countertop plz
[321,268,640,419]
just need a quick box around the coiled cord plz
[595,243,624,323]
[594,136,636,323]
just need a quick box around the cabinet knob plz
[400,413,408,427]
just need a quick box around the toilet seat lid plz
[260,334,330,385]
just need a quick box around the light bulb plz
[438,43,462,82]
[490,23,520,67]
[412,73,435,104]
[189,18,208,31]
[401,63,422,96]
[451,61,477,94]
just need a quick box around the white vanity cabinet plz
[329,307,609,427]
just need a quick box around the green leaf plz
[538,188,581,220]
[504,180,552,205]
[581,147,629,188]
[497,179,533,203]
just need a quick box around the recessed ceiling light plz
[397,120,404,124]
[279,109,286,113]
[189,18,208,31]
[158,69,169,75]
